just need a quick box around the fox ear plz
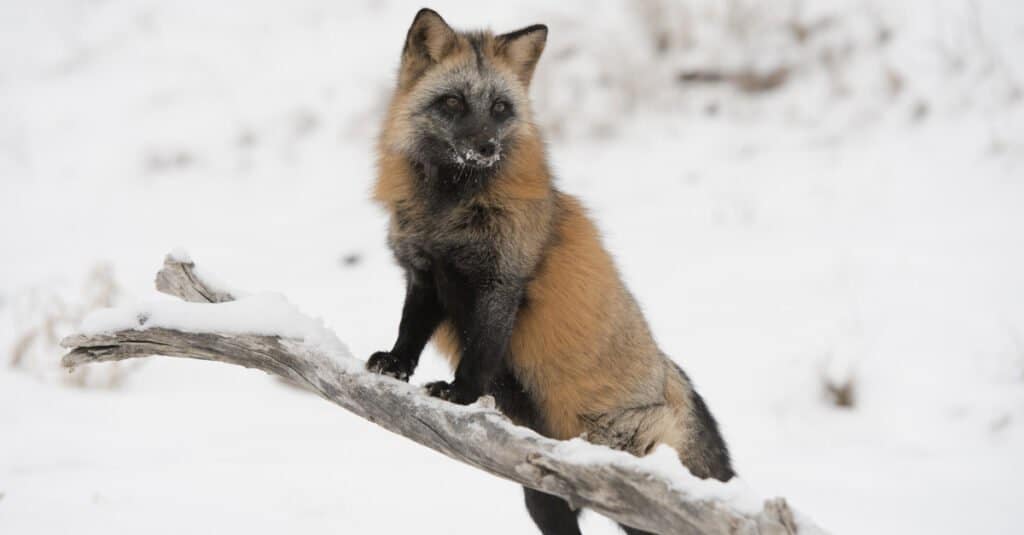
[496,24,548,86]
[400,9,457,87]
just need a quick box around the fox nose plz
[477,141,496,158]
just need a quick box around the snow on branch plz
[61,254,825,535]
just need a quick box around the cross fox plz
[367,9,734,534]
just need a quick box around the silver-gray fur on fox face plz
[409,67,519,171]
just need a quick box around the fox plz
[366,9,734,535]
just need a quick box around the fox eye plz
[491,99,512,119]
[442,95,463,112]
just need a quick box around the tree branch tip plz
[60,334,85,349]
[162,253,194,268]
[61,349,84,370]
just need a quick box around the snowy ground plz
[2,1,1023,534]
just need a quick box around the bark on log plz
[61,255,825,535]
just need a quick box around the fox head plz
[380,9,547,176]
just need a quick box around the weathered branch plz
[61,255,825,535]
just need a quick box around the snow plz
[552,440,765,516]
[78,291,352,361]
[2,1,1023,534]
[167,247,192,264]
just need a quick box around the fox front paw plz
[424,380,479,405]
[366,351,412,381]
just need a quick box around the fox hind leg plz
[523,487,581,535]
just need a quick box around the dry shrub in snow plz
[815,337,862,410]
[6,263,139,388]
[823,375,857,409]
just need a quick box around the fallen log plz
[61,253,825,535]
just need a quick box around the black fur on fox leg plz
[366,267,443,381]
[618,524,654,535]
[424,379,480,405]
[431,254,524,407]
[488,368,543,429]
[524,487,581,535]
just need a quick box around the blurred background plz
[1,0,1022,533]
